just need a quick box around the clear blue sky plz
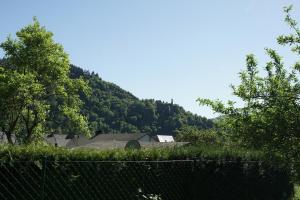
[1,0,300,118]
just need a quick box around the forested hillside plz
[69,65,213,135]
[0,58,212,136]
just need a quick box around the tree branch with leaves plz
[0,18,91,144]
[198,5,300,160]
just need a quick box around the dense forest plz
[69,65,213,135]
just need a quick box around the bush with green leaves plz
[0,18,91,144]
[198,5,300,161]
[175,125,221,145]
[0,144,294,200]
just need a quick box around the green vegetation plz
[0,19,213,143]
[293,185,300,200]
[0,144,293,200]
[0,4,299,199]
[0,143,266,161]
[0,18,90,144]
[175,125,221,144]
[198,5,300,161]
[69,65,213,135]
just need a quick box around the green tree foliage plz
[0,19,90,144]
[198,6,300,160]
[0,67,45,143]
[0,19,213,142]
[69,65,214,135]
[175,125,220,144]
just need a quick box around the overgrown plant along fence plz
[0,144,295,199]
[0,159,293,200]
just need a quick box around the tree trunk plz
[5,132,13,144]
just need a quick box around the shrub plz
[0,144,294,200]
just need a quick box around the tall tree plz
[0,18,90,144]
[0,67,44,143]
[198,6,300,160]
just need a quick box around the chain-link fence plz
[0,160,194,200]
[0,160,294,200]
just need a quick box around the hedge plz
[0,144,294,200]
[0,143,269,161]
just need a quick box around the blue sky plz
[1,0,300,118]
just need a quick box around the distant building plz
[90,133,156,142]
[156,135,174,142]
[45,133,89,147]
[10,132,186,150]
[76,133,158,149]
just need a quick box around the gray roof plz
[45,134,90,148]
[90,133,155,142]
[75,141,127,150]
[3,133,185,150]
[66,134,90,147]
[73,141,189,150]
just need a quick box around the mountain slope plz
[70,65,213,135]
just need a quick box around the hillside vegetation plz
[69,65,213,135]
[0,58,213,137]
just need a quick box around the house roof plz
[2,132,181,150]
[66,134,90,147]
[45,134,91,147]
[157,135,174,142]
[90,133,153,142]
[73,141,189,150]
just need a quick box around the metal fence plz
[0,160,294,200]
[0,160,195,200]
